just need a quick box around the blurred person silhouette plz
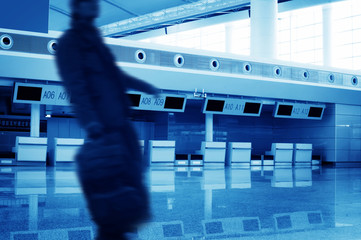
[55,0,157,239]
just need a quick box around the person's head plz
[71,0,100,19]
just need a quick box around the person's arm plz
[120,69,158,95]
[101,43,159,95]
[56,34,104,138]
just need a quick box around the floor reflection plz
[0,167,93,240]
[0,166,360,239]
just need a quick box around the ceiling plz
[49,0,206,35]
[49,0,345,38]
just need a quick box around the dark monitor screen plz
[277,105,293,116]
[206,100,225,112]
[16,86,42,101]
[164,97,185,110]
[127,94,141,107]
[244,102,261,114]
[308,107,323,118]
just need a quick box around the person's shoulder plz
[57,30,81,56]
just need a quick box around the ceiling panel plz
[48,0,197,32]
[49,9,71,31]
[47,0,346,36]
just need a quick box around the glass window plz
[333,17,353,31]
[353,42,361,56]
[353,56,361,70]
[140,0,361,69]
[279,30,291,42]
[337,58,353,69]
[278,42,291,55]
[277,5,323,65]
[353,15,361,29]
[353,29,361,43]
[332,0,361,70]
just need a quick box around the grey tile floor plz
[0,165,360,239]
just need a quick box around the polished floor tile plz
[0,165,360,239]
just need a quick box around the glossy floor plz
[0,165,360,240]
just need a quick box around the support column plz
[250,0,278,59]
[30,104,40,137]
[205,114,213,142]
[323,4,333,67]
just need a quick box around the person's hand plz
[147,85,159,96]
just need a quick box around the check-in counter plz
[14,137,47,164]
[226,142,251,166]
[201,141,226,165]
[267,143,293,166]
[293,144,312,165]
[149,140,175,166]
[53,138,84,163]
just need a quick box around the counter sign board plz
[13,82,70,106]
[274,102,325,120]
[127,91,186,112]
[203,97,262,116]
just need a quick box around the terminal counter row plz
[148,141,319,167]
[4,137,320,167]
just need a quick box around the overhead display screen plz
[277,105,293,116]
[164,97,185,110]
[16,86,42,101]
[274,102,325,120]
[308,107,324,118]
[244,102,261,114]
[127,91,187,112]
[127,93,141,107]
[203,97,262,116]
[206,100,225,112]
